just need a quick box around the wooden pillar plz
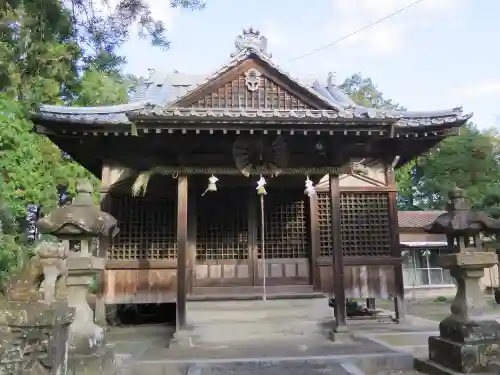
[366,298,376,310]
[309,195,321,291]
[95,165,112,326]
[186,184,197,295]
[176,175,189,330]
[387,167,406,321]
[330,173,347,329]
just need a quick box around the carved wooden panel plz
[108,194,177,261]
[189,72,313,110]
[194,259,252,287]
[317,192,391,257]
[256,258,309,284]
[316,160,388,190]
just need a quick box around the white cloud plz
[454,81,500,99]
[328,0,465,56]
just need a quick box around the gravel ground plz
[376,297,499,322]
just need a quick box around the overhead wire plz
[287,0,425,63]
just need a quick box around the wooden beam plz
[176,175,189,330]
[309,195,321,291]
[330,173,347,329]
[386,166,406,322]
[317,256,401,266]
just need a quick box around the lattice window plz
[108,195,177,260]
[257,192,308,259]
[189,74,313,110]
[317,194,332,257]
[196,191,248,260]
[317,192,392,257]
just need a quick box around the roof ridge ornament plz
[231,27,271,58]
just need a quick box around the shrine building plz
[31,28,471,329]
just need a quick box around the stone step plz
[116,353,414,375]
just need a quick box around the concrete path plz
[107,299,437,375]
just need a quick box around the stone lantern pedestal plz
[64,254,113,374]
[421,252,500,374]
[36,179,119,375]
[0,241,74,375]
[416,188,500,375]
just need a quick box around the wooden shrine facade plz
[31,28,471,328]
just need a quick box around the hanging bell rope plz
[260,192,267,302]
[201,175,219,196]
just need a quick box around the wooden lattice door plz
[194,189,251,287]
[256,190,310,286]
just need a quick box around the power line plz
[287,0,425,63]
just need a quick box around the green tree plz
[415,124,500,209]
[340,73,404,110]
[395,159,417,210]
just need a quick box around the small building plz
[399,211,499,298]
[31,28,470,327]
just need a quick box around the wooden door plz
[255,190,310,286]
[194,189,253,288]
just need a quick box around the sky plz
[118,0,499,129]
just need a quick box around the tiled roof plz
[128,106,471,127]
[32,29,472,127]
[398,210,445,228]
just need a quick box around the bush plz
[434,296,448,303]
[0,233,27,290]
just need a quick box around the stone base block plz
[67,345,115,375]
[169,328,195,349]
[427,336,500,373]
[439,317,500,343]
[415,358,495,375]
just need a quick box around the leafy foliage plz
[0,0,206,281]
[341,74,500,212]
[340,73,404,110]
[415,124,500,209]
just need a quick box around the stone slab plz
[428,336,500,373]
[415,358,495,375]
[184,361,349,375]
[365,332,435,347]
[149,337,392,361]
[67,345,115,375]
[117,352,414,375]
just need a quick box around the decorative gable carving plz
[171,28,336,110]
[184,66,314,110]
[315,160,388,191]
[339,160,388,187]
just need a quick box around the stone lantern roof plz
[424,187,500,237]
[36,179,119,238]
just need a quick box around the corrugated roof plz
[398,210,445,228]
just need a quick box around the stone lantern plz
[416,188,500,374]
[36,179,119,374]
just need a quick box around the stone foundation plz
[0,300,74,375]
